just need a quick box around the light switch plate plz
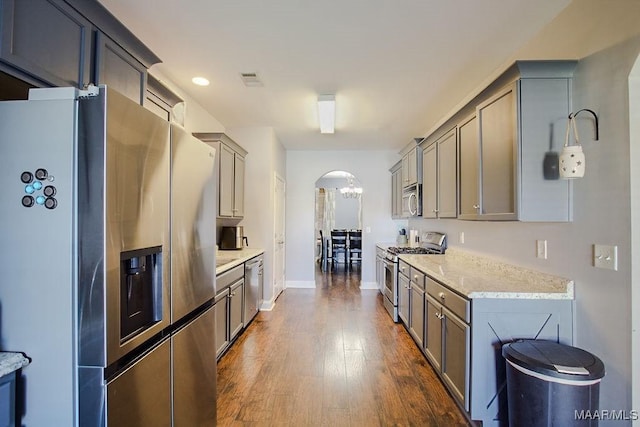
[536,240,547,259]
[593,244,618,271]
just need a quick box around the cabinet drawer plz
[410,266,425,291]
[398,260,410,277]
[217,264,244,291]
[426,277,470,323]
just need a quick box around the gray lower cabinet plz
[441,305,470,409]
[229,278,245,341]
[213,287,230,359]
[408,268,425,348]
[397,262,410,326]
[399,259,574,426]
[425,278,471,411]
[215,263,246,360]
[424,294,443,371]
[0,0,92,87]
[0,371,17,426]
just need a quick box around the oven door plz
[382,258,398,322]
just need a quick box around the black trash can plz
[502,340,605,427]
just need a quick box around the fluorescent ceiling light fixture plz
[317,95,335,134]
[192,76,210,86]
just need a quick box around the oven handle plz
[383,258,395,269]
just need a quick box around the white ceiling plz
[98,0,573,151]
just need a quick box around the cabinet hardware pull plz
[473,204,480,210]
[439,292,445,300]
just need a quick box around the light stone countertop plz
[216,248,265,275]
[0,352,30,377]
[397,247,574,300]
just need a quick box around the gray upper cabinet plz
[389,161,402,219]
[193,133,248,219]
[401,145,422,189]
[422,127,457,219]
[0,0,161,105]
[0,0,92,87]
[475,84,517,219]
[453,61,576,222]
[457,114,480,219]
[95,32,146,105]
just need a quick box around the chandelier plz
[340,177,362,199]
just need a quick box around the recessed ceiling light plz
[192,77,210,86]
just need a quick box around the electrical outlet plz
[593,244,618,270]
[459,232,465,244]
[536,240,547,259]
[365,226,371,233]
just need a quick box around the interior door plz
[273,173,286,299]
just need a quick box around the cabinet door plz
[214,289,229,359]
[218,144,235,217]
[229,280,244,341]
[477,84,517,219]
[398,273,410,326]
[438,129,457,218]
[458,114,479,219]
[407,148,417,185]
[425,294,442,371]
[391,171,398,217]
[95,32,146,105]
[0,0,92,87]
[422,143,437,219]
[401,153,410,187]
[409,285,425,349]
[442,306,470,411]
[233,153,245,218]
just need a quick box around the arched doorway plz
[314,171,363,271]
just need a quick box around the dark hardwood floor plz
[216,264,471,426]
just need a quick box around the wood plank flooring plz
[217,265,471,426]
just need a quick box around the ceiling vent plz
[239,72,263,87]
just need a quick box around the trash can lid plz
[502,340,605,381]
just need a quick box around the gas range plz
[384,232,447,262]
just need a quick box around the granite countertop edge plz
[396,248,574,300]
[216,248,265,275]
[0,352,30,377]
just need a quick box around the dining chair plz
[330,229,348,267]
[348,230,362,267]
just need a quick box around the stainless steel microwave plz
[402,184,422,217]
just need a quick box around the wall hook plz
[569,109,599,141]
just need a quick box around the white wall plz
[285,150,399,288]
[226,127,286,306]
[629,52,640,420]
[147,68,225,133]
[409,36,640,414]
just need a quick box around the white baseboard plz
[285,280,316,288]
[359,281,379,290]
[260,298,276,311]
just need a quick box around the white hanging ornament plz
[559,115,586,179]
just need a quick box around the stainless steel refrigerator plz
[0,85,217,426]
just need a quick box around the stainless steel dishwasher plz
[244,254,264,325]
